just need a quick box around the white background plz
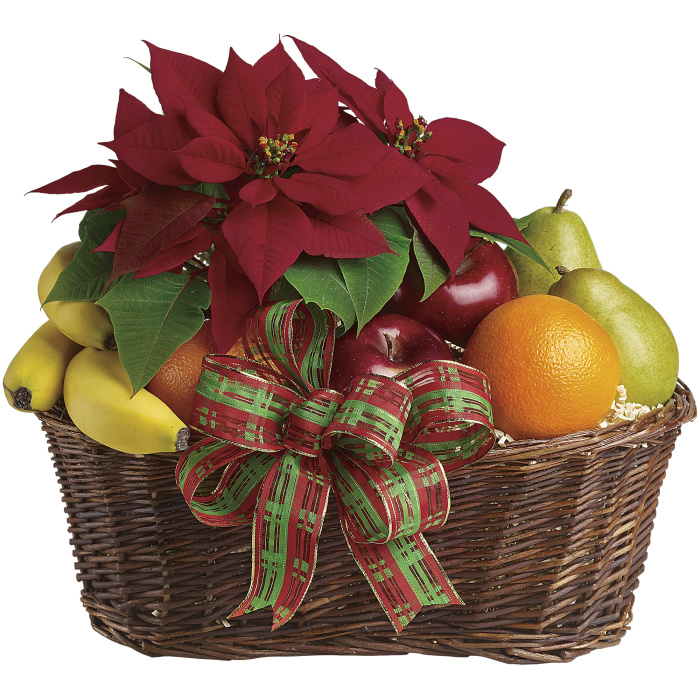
[1,1,698,698]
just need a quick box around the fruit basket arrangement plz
[5,38,695,663]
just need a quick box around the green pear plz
[549,267,679,407]
[507,189,602,295]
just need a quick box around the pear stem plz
[556,266,570,277]
[554,189,572,214]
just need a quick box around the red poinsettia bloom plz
[184,50,433,294]
[291,38,530,274]
[35,41,431,351]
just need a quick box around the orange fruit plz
[147,319,217,425]
[227,337,245,356]
[462,295,620,440]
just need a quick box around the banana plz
[39,241,116,351]
[64,347,189,454]
[4,321,82,412]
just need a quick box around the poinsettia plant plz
[35,39,542,394]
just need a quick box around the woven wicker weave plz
[37,380,695,664]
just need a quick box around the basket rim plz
[37,379,695,469]
[480,379,695,464]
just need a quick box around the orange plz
[227,337,245,357]
[147,319,217,425]
[462,295,620,440]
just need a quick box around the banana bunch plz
[4,241,189,455]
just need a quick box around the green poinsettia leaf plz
[338,207,412,333]
[283,255,356,334]
[180,182,229,207]
[412,228,449,301]
[45,209,125,304]
[268,276,302,302]
[513,211,536,231]
[470,213,548,269]
[96,272,211,394]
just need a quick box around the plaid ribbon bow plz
[176,300,495,632]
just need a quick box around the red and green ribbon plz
[176,300,495,632]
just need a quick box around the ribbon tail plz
[229,452,331,630]
[339,516,463,633]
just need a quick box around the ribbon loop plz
[332,445,449,543]
[244,300,335,394]
[397,360,495,471]
[323,374,412,467]
[176,438,277,527]
[191,355,299,450]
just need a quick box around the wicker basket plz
[37,380,695,664]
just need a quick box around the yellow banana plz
[4,321,82,412]
[39,241,116,351]
[64,347,189,454]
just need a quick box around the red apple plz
[386,240,519,348]
[329,313,453,396]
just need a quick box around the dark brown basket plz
[37,380,695,664]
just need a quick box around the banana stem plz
[554,189,572,214]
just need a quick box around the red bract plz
[31,89,157,218]
[291,38,530,274]
[208,232,259,353]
